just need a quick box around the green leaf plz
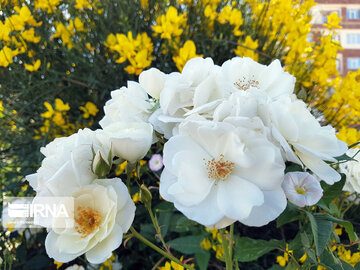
[195,251,210,270]
[355,262,360,270]
[27,255,51,269]
[169,214,198,233]
[335,153,356,162]
[314,213,358,243]
[158,211,172,237]
[140,223,156,240]
[289,232,302,251]
[167,235,205,255]
[300,232,311,249]
[277,202,300,227]
[305,212,332,256]
[348,141,360,149]
[319,249,354,270]
[268,265,284,270]
[234,237,285,262]
[319,175,346,206]
[285,163,303,173]
[285,260,299,270]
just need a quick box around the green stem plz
[220,229,233,270]
[147,205,168,249]
[126,171,131,191]
[130,226,195,270]
[229,223,234,260]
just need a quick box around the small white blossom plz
[149,154,163,172]
[282,172,323,207]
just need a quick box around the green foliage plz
[234,237,285,262]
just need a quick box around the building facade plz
[311,0,360,75]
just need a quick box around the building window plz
[347,58,360,70]
[336,58,342,73]
[347,9,360,19]
[346,33,360,44]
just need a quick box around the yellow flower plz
[24,59,41,72]
[52,21,74,49]
[158,262,171,270]
[212,244,224,259]
[15,6,42,27]
[105,31,153,75]
[41,102,54,118]
[79,101,99,118]
[276,244,293,267]
[0,46,19,67]
[172,40,203,72]
[234,36,259,61]
[152,6,187,40]
[200,238,211,251]
[205,227,218,239]
[34,0,61,13]
[28,50,36,58]
[21,28,41,43]
[217,6,243,36]
[100,253,115,270]
[158,256,193,270]
[86,42,95,51]
[132,192,140,203]
[324,12,342,30]
[53,112,65,126]
[53,260,63,269]
[55,98,70,111]
[137,0,148,9]
[0,21,12,41]
[74,0,91,9]
[0,101,4,117]
[74,17,85,32]
[115,161,128,175]
[337,127,360,146]
[299,253,307,264]
[337,245,360,266]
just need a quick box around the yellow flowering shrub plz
[1,0,360,269]
[105,31,154,75]
[152,6,187,40]
[172,40,203,71]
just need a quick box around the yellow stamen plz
[205,154,234,181]
[74,206,101,238]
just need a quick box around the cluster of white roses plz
[25,57,348,263]
[26,129,138,263]
[140,57,347,228]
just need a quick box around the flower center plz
[234,76,259,91]
[205,154,234,181]
[74,206,101,238]
[295,187,306,195]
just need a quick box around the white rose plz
[340,148,360,193]
[26,129,111,197]
[152,57,225,138]
[100,122,153,164]
[99,81,153,128]
[220,57,295,99]
[139,68,167,99]
[267,97,347,184]
[160,118,286,228]
[45,178,135,264]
